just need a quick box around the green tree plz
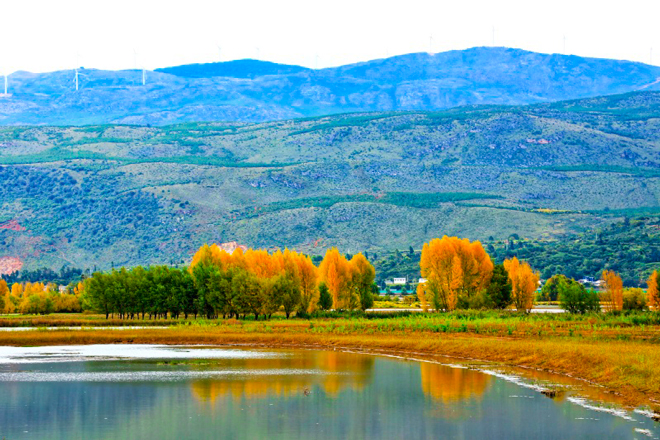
[541,274,571,301]
[192,264,216,318]
[84,272,113,319]
[175,269,197,319]
[486,264,512,309]
[130,266,150,319]
[318,282,333,310]
[233,269,264,320]
[558,278,600,314]
[277,274,301,319]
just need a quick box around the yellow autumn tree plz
[229,246,247,270]
[420,236,493,311]
[318,248,352,309]
[11,282,23,299]
[503,257,539,313]
[416,282,429,312]
[0,279,11,314]
[294,252,319,313]
[245,249,282,279]
[601,270,623,312]
[647,270,659,311]
[350,253,376,311]
[17,282,52,315]
[74,281,85,297]
[189,243,232,271]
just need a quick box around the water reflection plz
[0,346,657,440]
[190,351,375,403]
[420,363,491,402]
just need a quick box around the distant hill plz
[1,91,660,276]
[1,47,659,126]
[155,59,311,78]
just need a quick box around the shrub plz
[558,278,600,314]
[623,288,648,311]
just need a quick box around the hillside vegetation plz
[372,217,660,287]
[1,47,659,125]
[1,91,660,275]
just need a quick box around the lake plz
[0,345,656,439]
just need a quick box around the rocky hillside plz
[1,47,659,126]
[1,91,659,271]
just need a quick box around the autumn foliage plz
[503,257,540,313]
[0,279,82,315]
[419,236,493,311]
[601,270,624,312]
[647,270,659,311]
[82,244,375,320]
[317,249,375,311]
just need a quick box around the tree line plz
[83,245,375,320]
[416,236,540,313]
[2,236,657,318]
[417,235,654,314]
[0,280,83,315]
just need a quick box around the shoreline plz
[0,326,658,413]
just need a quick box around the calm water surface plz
[0,345,656,439]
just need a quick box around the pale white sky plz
[1,0,659,74]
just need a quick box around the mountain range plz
[1,91,660,274]
[1,47,659,126]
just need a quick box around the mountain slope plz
[1,47,659,126]
[1,91,660,272]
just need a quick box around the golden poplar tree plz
[647,270,659,311]
[189,243,231,271]
[11,283,23,299]
[601,270,623,312]
[294,252,319,313]
[503,257,539,313]
[318,248,352,309]
[245,249,281,279]
[74,282,85,297]
[416,283,429,311]
[420,236,493,311]
[0,280,10,314]
[350,253,376,311]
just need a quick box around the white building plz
[385,277,407,285]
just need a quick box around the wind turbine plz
[133,48,146,86]
[73,52,87,91]
[3,74,7,95]
[74,68,84,91]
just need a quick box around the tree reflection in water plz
[420,363,491,402]
[190,350,375,404]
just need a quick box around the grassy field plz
[2,311,660,411]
